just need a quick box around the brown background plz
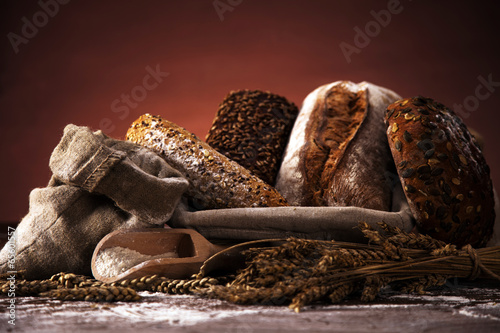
[1,0,499,224]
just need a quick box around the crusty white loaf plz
[275,81,401,211]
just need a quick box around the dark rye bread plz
[206,90,299,185]
[385,96,495,247]
[276,81,401,211]
[126,114,288,210]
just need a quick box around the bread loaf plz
[126,114,288,210]
[206,90,299,185]
[276,81,401,211]
[385,96,495,247]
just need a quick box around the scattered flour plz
[458,307,500,321]
[95,246,178,277]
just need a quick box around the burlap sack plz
[0,125,189,279]
[171,185,500,246]
[169,181,416,243]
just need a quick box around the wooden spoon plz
[91,228,228,283]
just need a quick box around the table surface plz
[1,279,499,333]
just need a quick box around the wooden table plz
[1,280,499,333]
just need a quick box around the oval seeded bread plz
[206,89,299,186]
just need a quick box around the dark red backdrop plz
[1,0,499,223]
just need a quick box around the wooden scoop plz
[91,228,228,283]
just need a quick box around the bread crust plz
[276,81,401,211]
[206,90,298,185]
[385,96,495,247]
[126,114,288,210]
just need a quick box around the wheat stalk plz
[204,222,500,312]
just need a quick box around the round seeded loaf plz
[206,90,298,186]
[385,96,495,247]
[126,114,288,210]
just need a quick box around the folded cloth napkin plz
[0,125,189,279]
